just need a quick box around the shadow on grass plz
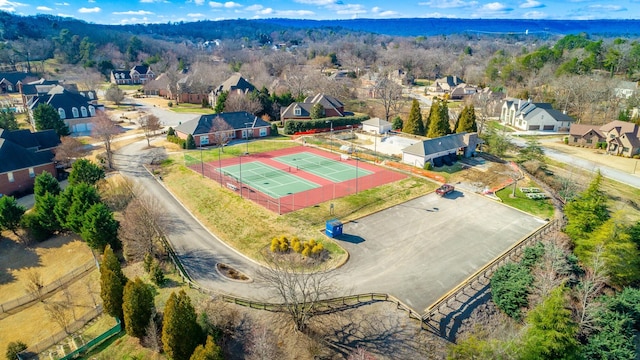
[82,330,126,358]
[0,236,41,285]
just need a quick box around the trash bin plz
[325,219,343,238]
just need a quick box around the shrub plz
[270,123,279,136]
[167,127,175,136]
[167,101,173,107]
[150,261,165,286]
[520,241,544,268]
[6,341,27,360]
[167,135,185,148]
[563,137,568,144]
[143,253,154,273]
[283,115,369,135]
[423,162,432,170]
[490,262,534,320]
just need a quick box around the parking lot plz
[331,190,546,312]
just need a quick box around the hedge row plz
[283,115,369,135]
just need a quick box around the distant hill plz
[256,18,640,37]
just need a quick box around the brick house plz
[568,120,640,157]
[208,74,256,108]
[28,85,98,135]
[175,111,271,147]
[111,65,155,85]
[568,124,605,148]
[280,93,345,122]
[0,72,38,93]
[0,129,60,196]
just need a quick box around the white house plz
[361,118,392,134]
[402,132,479,168]
[500,99,575,131]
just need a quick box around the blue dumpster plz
[325,219,343,238]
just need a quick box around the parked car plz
[435,184,455,196]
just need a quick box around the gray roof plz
[0,133,56,173]
[362,118,392,127]
[0,72,38,85]
[214,73,255,95]
[30,85,93,117]
[0,129,60,151]
[403,133,468,156]
[176,111,270,135]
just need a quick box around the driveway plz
[331,191,545,312]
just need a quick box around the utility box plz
[325,219,343,238]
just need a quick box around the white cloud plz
[258,7,273,14]
[371,6,380,13]
[245,4,263,11]
[422,12,458,18]
[55,2,70,5]
[274,9,315,16]
[57,12,75,18]
[377,10,398,16]
[140,0,166,3]
[523,10,546,18]
[483,2,509,11]
[520,0,544,8]
[88,0,96,2]
[331,4,366,15]
[419,0,478,9]
[294,0,335,5]
[0,0,27,12]
[78,6,101,13]
[224,1,241,7]
[209,1,223,7]
[113,10,154,15]
[588,4,625,11]
[120,16,151,24]
[37,6,53,11]
[193,0,205,5]
[187,12,205,17]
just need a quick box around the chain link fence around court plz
[0,260,96,315]
[199,160,405,214]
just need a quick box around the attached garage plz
[402,132,479,168]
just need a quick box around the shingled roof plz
[175,112,270,135]
[403,133,468,157]
[0,130,57,174]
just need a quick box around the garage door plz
[73,123,87,133]
[543,125,554,131]
[528,125,540,130]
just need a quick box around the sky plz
[2,0,640,25]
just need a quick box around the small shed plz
[325,219,343,238]
[362,118,393,135]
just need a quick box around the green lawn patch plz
[486,120,514,133]
[496,185,554,219]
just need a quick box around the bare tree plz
[472,91,499,136]
[139,114,162,147]
[257,255,337,333]
[246,324,281,360]
[142,313,162,352]
[224,92,262,114]
[347,347,377,360]
[61,285,77,320]
[374,77,404,120]
[572,245,608,336]
[211,116,235,149]
[119,195,166,262]
[45,301,72,334]
[54,136,88,168]
[91,110,120,169]
[85,281,98,307]
[532,241,572,301]
[24,269,44,300]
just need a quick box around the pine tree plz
[427,98,451,138]
[100,245,128,320]
[310,103,325,119]
[456,104,478,133]
[403,99,424,135]
[0,195,25,236]
[68,159,105,186]
[123,277,154,339]
[65,183,100,233]
[162,290,202,360]
[32,103,70,136]
[81,203,120,251]
[392,116,403,130]
[564,171,609,241]
[189,335,223,360]
[214,91,228,113]
[186,134,196,149]
[33,171,61,198]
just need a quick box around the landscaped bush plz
[490,262,534,320]
[167,134,185,148]
[283,115,369,135]
[270,235,324,258]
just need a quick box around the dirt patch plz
[447,162,516,193]
[216,263,251,282]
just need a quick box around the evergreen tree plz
[32,192,62,236]
[0,195,25,236]
[33,104,70,136]
[167,127,175,136]
[81,203,120,251]
[65,184,100,233]
[34,171,61,198]
[520,286,579,360]
[54,186,73,230]
[214,91,228,114]
[0,110,19,130]
[162,290,202,360]
[310,103,325,119]
[564,171,609,241]
[456,104,478,133]
[123,277,154,339]
[427,98,451,138]
[186,134,196,149]
[189,335,223,360]
[403,99,424,135]
[100,245,128,320]
[392,116,403,130]
[68,159,105,186]
[5,341,27,360]
[270,122,278,136]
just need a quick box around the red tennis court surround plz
[189,146,407,214]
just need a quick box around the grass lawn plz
[496,184,555,219]
[169,103,215,114]
[486,120,514,133]
[182,140,298,166]
[161,140,436,265]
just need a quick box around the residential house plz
[0,128,60,196]
[0,72,38,93]
[449,84,479,100]
[615,81,637,99]
[402,132,479,168]
[110,65,155,85]
[500,99,575,131]
[429,76,465,93]
[28,85,98,134]
[143,73,171,97]
[567,124,605,148]
[208,73,256,108]
[362,118,392,135]
[280,93,345,122]
[175,75,211,104]
[174,111,271,147]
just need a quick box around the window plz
[88,106,95,116]
[242,130,248,139]
[573,138,578,143]
[58,108,66,119]
[623,147,630,153]
[587,139,592,144]
[200,136,209,145]
[294,107,301,116]
[72,107,79,118]
[7,172,14,182]
[29,167,35,178]
[81,107,88,117]
[260,128,267,137]
[88,92,94,100]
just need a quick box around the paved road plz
[124,97,199,128]
[509,135,640,189]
